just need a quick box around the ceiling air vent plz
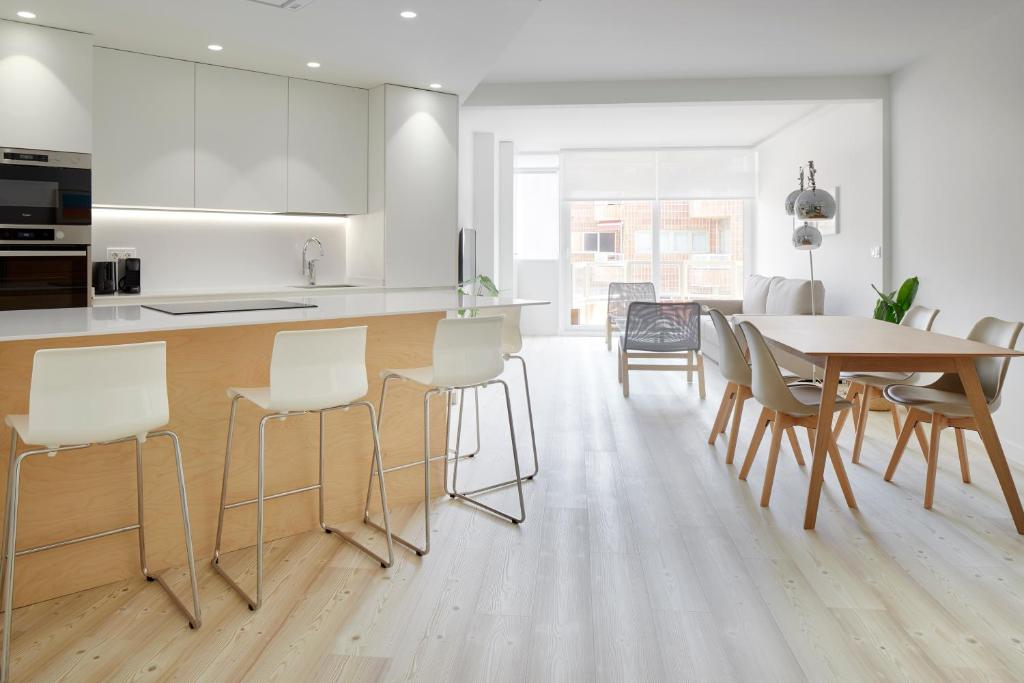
[246,0,315,10]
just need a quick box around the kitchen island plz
[0,290,546,607]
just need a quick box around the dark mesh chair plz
[617,301,705,398]
[606,282,656,351]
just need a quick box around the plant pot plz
[868,395,891,411]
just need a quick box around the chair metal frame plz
[365,373,526,557]
[1,429,202,683]
[211,397,393,611]
[606,281,657,351]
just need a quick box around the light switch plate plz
[870,245,882,259]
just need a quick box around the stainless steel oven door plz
[0,246,90,311]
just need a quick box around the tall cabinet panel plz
[287,79,367,214]
[93,48,195,207]
[195,65,287,212]
[383,85,458,288]
[0,21,92,152]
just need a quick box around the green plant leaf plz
[871,284,898,308]
[894,276,919,312]
[477,274,500,297]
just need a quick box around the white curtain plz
[560,148,755,201]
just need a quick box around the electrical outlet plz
[106,247,137,262]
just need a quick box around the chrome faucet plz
[302,236,325,285]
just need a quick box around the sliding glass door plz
[561,149,752,331]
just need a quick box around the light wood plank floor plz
[8,337,1024,682]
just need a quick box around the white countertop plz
[0,290,548,343]
[92,283,436,306]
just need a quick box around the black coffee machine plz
[118,257,141,294]
[92,261,116,295]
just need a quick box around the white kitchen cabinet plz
[287,79,367,215]
[0,21,92,152]
[195,64,288,212]
[92,48,195,207]
[360,85,457,288]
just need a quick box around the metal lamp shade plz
[794,188,837,221]
[792,222,822,250]
[784,188,802,216]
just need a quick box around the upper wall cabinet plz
[195,65,288,212]
[288,79,368,215]
[0,21,92,153]
[93,49,195,207]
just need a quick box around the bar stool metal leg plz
[364,377,440,556]
[452,354,540,498]
[212,405,275,611]
[448,380,526,524]
[138,431,202,629]
[318,403,395,568]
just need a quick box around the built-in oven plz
[0,148,92,311]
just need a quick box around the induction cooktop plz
[142,299,318,315]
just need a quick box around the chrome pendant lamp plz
[784,166,805,216]
[794,161,836,221]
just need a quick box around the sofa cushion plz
[743,275,781,314]
[765,278,825,315]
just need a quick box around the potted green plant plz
[871,276,919,323]
[457,274,499,317]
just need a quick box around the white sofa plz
[696,274,824,378]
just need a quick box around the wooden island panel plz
[0,312,447,607]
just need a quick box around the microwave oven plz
[0,147,91,228]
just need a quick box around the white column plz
[497,140,516,293]
[471,132,498,283]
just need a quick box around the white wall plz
[471,132,498,282]
[346,86,386,286]
[891,1,1024,458]
[754,102,884,315]
[93,209,347,293]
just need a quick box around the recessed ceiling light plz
[400,10,417,19]
[306,61,321,68]
[207,44,224,52]
[429,83,443,90]
[16,10,36,19]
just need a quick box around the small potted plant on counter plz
[457,274,500,317]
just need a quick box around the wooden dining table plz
[733,315,1024,533]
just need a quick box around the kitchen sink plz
[289,283,359,289]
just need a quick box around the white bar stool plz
[1,342,201,683]
[212,326,393,612]
[367,316,525,557]
[453,306,539,494]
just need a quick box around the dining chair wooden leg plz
[955,427,971,483]
[739,408,772,479]
[620,350,630,398]
[889,403,901,435]
[617,346,623,384]
[885,409,922,481]
[786,427,805,466]
[834,383,862,442]
[826,436,858,508]
[760,414,786,507]
[924,415,946,510]
[686,351,694,384]
[851,385,874,464]
[725,386,749,465]
[805,427,815,453]
[708,383,735,444]
[696,352,706,400]
[913,423,930,462]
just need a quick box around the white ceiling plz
[484,0,1018,83]
[0,0,538,95]
[3,0,1016,97]
[460,102,821,151]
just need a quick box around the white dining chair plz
[834,305,940,463]
[2,341,201,683]
[738,321,857,508]
[884,316,1023,509]
[211,326,393,612]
